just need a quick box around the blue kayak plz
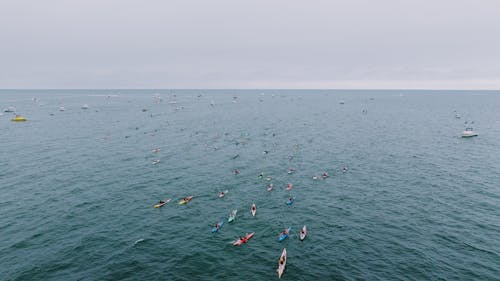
[286,197,295,205]
[211,221,224,233]
[279,227,291,242]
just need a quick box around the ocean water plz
[1,90,500,281]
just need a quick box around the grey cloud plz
[0,0,499,89]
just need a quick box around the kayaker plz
[215,223,220,228]
[279,257,285,265]
[159,200,165,204]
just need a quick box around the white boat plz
[81,104,89,109]
[462,127,478,138]
[339,100,345,104]
[4,106,15,112]
[59,106,66,111]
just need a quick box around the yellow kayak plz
[154,199,171,208]
[11,115,27,122]
[178,196,193,205]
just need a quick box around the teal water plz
[1,90,500,280]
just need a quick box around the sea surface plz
[1,90,500,281]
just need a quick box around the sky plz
[0,0,499,89]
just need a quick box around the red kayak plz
[232,232,255,246]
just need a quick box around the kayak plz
[211,221,224,233]
[286,197,295,205]
[154,199,171,208]
[11,115,27,122]
[228,209,237,223]
[277,248,287,278]
[300,225,307,241]
[286,183,293,190]
[233,232,255,246]
[218,190,228,198]
[267,183,273,192]
[279,227,291,242]
[251,203,256,217]
[178,196,193,205]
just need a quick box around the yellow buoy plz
[11,115,27,122]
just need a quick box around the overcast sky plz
[0,0,499,89]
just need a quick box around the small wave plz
[133,238,145,246]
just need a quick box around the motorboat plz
[462,127,478,138]
[4,106,15,112]
[81,104,89,109]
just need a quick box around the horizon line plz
[1,88,499,91]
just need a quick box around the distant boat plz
[461,121,477,137]
[462,127,478,138]
[455,113,461,119]
[339,100,345,104]
[4,106,15,113]
[11,115,27,122]
[81,104,89,109]
[59,107,66,111]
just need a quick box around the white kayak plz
[251,203,256,216]
[300,225,307,241]
[218,190,229,198]
[277,248,287,278]
[228,209,237,223]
